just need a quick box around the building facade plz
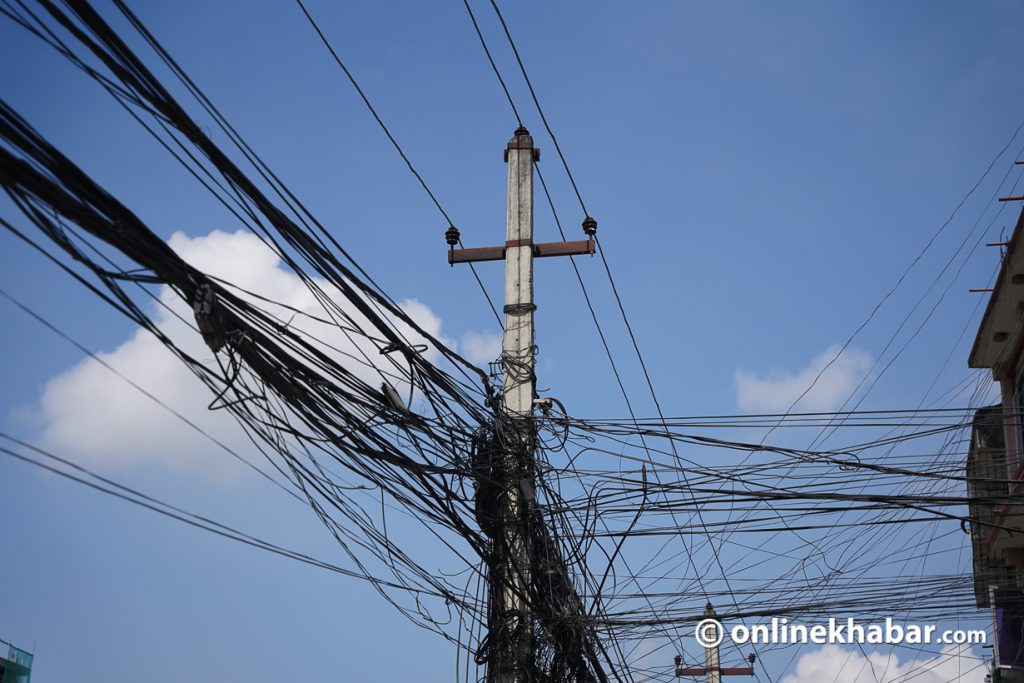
[968,207,1024,680]
[0,641,32,683]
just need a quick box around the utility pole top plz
[445,128,594,267]
[505,126,539,162]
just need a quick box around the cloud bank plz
[734,344,872,413]
[30,230,483,475]
[781,644,986,683]
[460,330,502,367]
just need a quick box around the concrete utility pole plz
[499,124,537,683]
[704,608,722,683]
[447,126,596,683]
[675,604,755,683]
[501,126,537,417]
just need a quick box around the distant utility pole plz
[447,126,596,683]
[675,604,756,683]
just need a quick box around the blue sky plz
[1,1,1023,681]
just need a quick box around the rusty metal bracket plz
[449,238,595,264]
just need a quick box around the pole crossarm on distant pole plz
[674,605,756,682]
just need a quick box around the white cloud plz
[782,644,987,683]
[460,330,502,366]
[30,230,477,475]
[734,344,872,413]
